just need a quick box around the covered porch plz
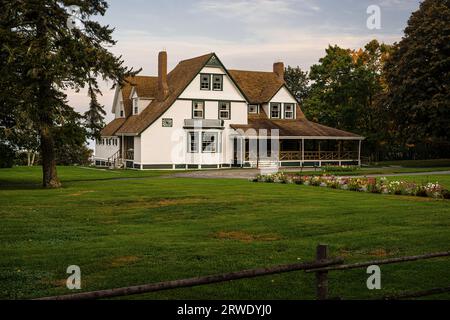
[238,137,363,168]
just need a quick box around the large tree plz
[0,0,138,187]
[302,41,392,160]
[383,0,450,157]
[284,66,309,102]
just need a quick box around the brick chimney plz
[273,61,285,82]
[157,51,169,101]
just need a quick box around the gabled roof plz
[228,70,285,104]
[115,53,215,135]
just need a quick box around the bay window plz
[202,132,218,153]
[188,132,199,153]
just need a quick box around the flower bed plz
[251,173,450,199]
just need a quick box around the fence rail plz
[35,245,450,301]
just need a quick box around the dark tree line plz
[285,0,450,161]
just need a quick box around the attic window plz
[120,110,124,117]
[212,74,223,91]
[284,103,294,119]
[270,103,281,119]
[200,74,210,90]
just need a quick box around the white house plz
[95,52,363,170]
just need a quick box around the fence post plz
[315,244,329,300]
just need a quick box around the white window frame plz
[133,98,139,115]
[202,132,218,153]
[219,101,230,120]
[188,132,199,153]
[212,74,223,91]
[270,103,281,119]
[284,103,295,119]
[192,101,205,119]
[248,105,258,114]
[200,74,211,90]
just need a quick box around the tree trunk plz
[27,152,31,167]
[40,126,61,188]
[31,152,36,166]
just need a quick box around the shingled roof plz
[101,52,362,139]
[115,53,214,135]
[228,70,285,104]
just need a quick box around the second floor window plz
[219,101,230,120]
[192,101,205,119]
[212,74,223,91]
[270,103,281,119]
[284,103,294,119]
[120,110,124,117]
[200,74,210,90]
[133,99,138,114]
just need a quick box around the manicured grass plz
[372,159,450,168]
[0,167,449,300]
[0,166,171,188]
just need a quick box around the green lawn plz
[0,166,449,300]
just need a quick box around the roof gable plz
[116,53,215,135]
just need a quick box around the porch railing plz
[245,151,359,162]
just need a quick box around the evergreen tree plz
[0,0,138,187]
[284,66,309,102]
[383,0,450,157]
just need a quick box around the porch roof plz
[230,119,364,139]
[100,118,126,137]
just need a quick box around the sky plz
[69,0,422,121]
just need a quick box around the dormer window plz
[270,103,281,119]
[248,105,258,114]
[284,103,294,119]
[133,98,138,115]
[212,74,223,91]
[200,74,210,90]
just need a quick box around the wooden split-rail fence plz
[36,245,450,301]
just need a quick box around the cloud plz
[378,0,418,9]
[194,0,320,21]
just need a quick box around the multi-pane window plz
[192,101,205,119]
[120,110,124,117]
[188,132,199,153]
[248,105,258,114]
[202,132,218,153]
[284,103,294,119]
[270,103,281,119]
[219,101,230,120]
[200,74,210,90]
[212,74,223,91]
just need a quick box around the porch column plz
[121,134,125,161]
[302,139,305,162]
[358,140,362,166]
